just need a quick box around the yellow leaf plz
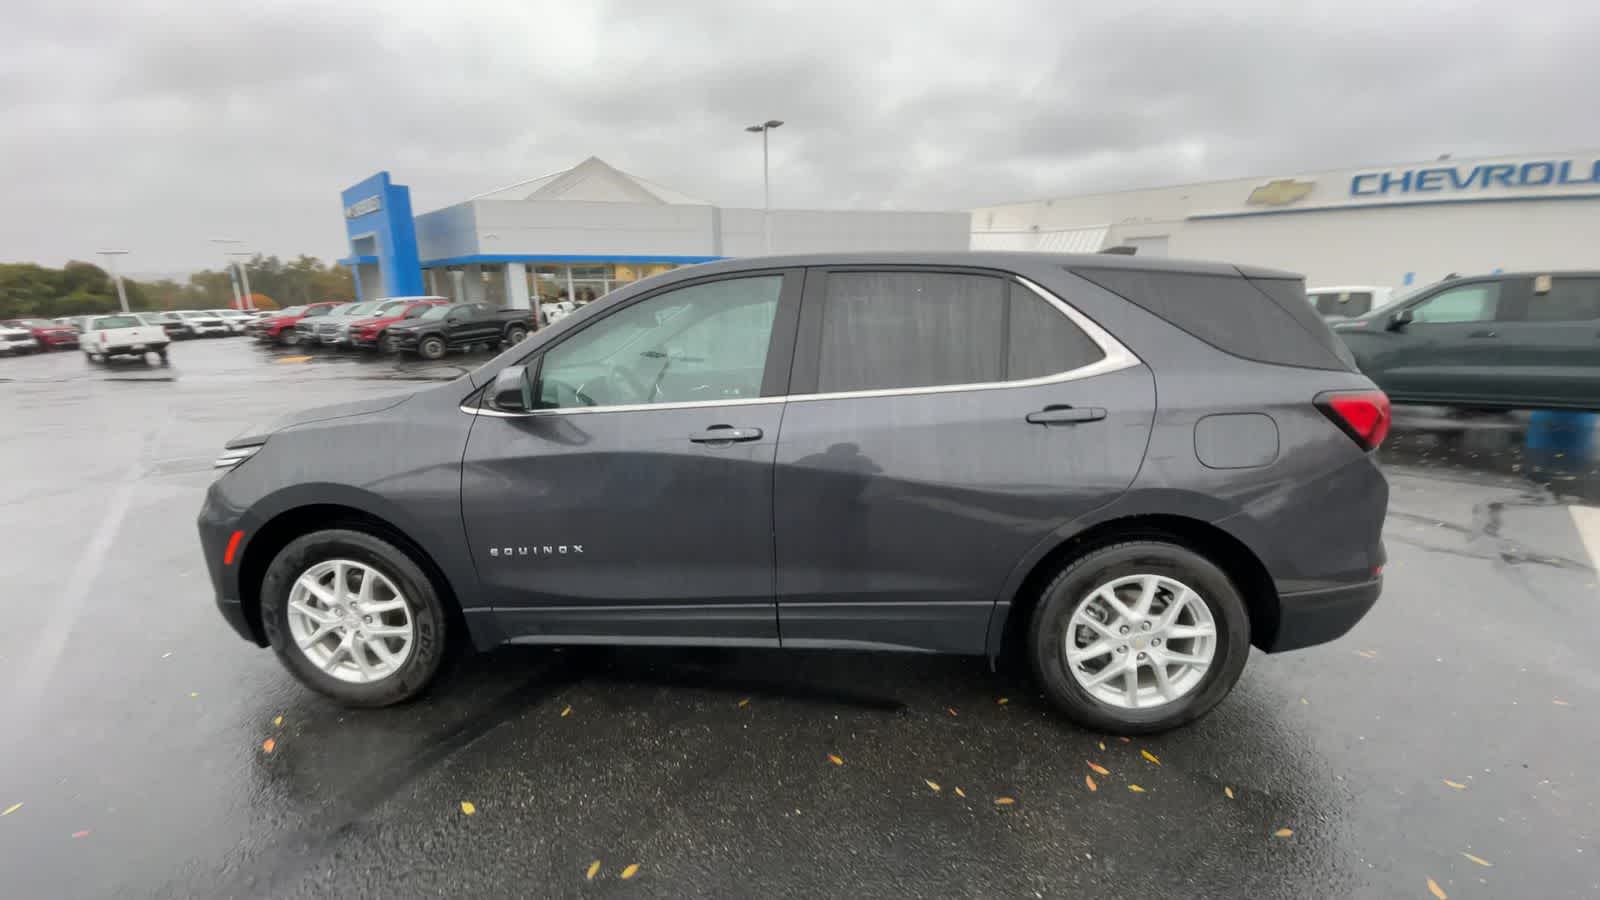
[737,697,750,708]
[276,355,312,364]
[2,802,21,817]
[1443,780,1466,790]
[1427,877,1448,899]
[1300,697,1309,705]
[1085,774,1098,792]
[1141,750,1161,766]
[924,779,941,792]
[1128,784,1146,793]
[1273,827,1293,838]
[585,860,601,881]
[947,707,959,717]
[190,692,199,698]
[827,754,844,766]
[261,738,276,754]
[954,787,966,798]
[460,801,476,816]
[1224,786,1235,800]
[620,863,640,880]
[1098,741,1107,751]
[1087,761,1110,776]
[994,796,1015,806]
[272,715,283,727]
[560,705,572,718]
[1460,852,1492,868]
[996,697,1009,705]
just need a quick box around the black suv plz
[1334,271,1600,411]
[199,253,1389,733]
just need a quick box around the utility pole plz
[96,250,132,312]
[744,119,784,253]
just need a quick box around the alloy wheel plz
[1064,574,1217,709]
[285,559,415,684]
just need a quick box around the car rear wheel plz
[418,335,447,360]
[379,332,398,353]
[259,528,448,707]
[504,324,529,345]
[1029,540,1250,734]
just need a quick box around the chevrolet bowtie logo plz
[1247,179,1314,206]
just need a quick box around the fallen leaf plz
[1098,741,1107,751]
[924,779,941,792]
[1128,784,1146,793]
[1443,780,1466,790]
[737,698,750,708]
[947,707,959,717]
[261,738,276,754]
[2,802,22,817]
[1085,774,1098,792]
[1356,649,1377,659]
[954,787,966,798]
[1300,697,1309,705]
[1460,852,1492,868]
[1273,827,1293,838]
[827,754,844,766]
[272,715,283,727]
[1119,737,1132,743]
[1141,750,1161,766]
[560,705,572,718]
[996,697,1009,705]
[620,863,640,880]
[1427,877,1448,899]
[276,355,312,364]
[1552,699,1570,706]
[460,801,476,816]
[1224,786,1235,800]
[189,692,199,698]
[994,796,1016,806]
[1087,761,1110,776]
[161,652,172,659]
[72,830,89,839]
[585,860,601,881]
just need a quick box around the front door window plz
[1410,283,1501,323]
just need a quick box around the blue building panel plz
[341,172,424,297]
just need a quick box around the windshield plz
[276,306,305,316]
[418,305,452,320]
[343,301,380,316]
[91,316,140,329]
[211,309,248,317]
[375,300,412,315]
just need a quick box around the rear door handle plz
[1468,330,1498,339]
[689,425,764,444]
[1026,405,1107,425]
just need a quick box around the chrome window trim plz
[461,275,1140,417]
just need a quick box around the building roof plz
[471,156,708,205]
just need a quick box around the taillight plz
[1316,389,1391,450]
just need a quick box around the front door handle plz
[1026,405,1107,425]
[1468,330,1498,339]
[689,425,764,444]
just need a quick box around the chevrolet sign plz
[1350,158,1600,197]
[1247,179,1314,206]
[344,195,382,219]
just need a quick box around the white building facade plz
[972,150,1600,289]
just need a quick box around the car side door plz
[1359,279,1517,404]
[459,269,803,643]
[1495,274,1600,410]
[772,267,1156,654]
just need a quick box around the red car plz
[245,301,348,346]
[348,297,449,351]
[4,318,80,350]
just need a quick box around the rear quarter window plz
[1072,267,1352,371]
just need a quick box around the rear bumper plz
[1262,575,1382,652]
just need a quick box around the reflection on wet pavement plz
[1384,406,1600,502]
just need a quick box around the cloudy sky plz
[4,0,1598,273]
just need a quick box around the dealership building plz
[971,150,1600,289]
[338,157,968,308]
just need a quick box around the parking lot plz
[1,338,1597,899]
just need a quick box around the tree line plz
[0,255,354,319]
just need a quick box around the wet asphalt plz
[1,339,1597,900]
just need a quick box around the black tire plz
[505,324,529,345]
[379,331,398,354]
[1029,540,1251,735]
[418,335,447,360]
[85,351,103,364]
[259,528,449,707]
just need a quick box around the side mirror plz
[1386,309,1414,331]
[490,365,534,413]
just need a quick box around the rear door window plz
[1524,277,1600,322]
[1310,291,1373,318]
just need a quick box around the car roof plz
[675,251,1302,281]
[1308,285,1390,292]
[377,295,447,302]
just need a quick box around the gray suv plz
[198,253,1389,733]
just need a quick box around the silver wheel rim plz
[286,559,415,684]
[1065,574,1217,710]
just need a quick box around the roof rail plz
[1099,246,1138,255]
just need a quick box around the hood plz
[384,319,429,332]
[225,393,413,448]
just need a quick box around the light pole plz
[225,251,256,311]
[210,237,248,309]
[744,119,783,253]
[96,249,132,312]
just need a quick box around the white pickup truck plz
[81,314,170,364]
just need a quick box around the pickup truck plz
[383,302,535,359]
[348,297,450,351]
[81,314,170,364]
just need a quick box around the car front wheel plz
[1029,540,1251,735]
[259,528,448,707]
[417,335,447,360]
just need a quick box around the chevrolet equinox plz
[198,253,1389,734]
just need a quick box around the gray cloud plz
[2,0,1597,272]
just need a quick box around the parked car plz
[208,309,253,334]
[1333,270,1600,411]
[384,302,535,359]
[347,297,449,351]
[298,301,382,347]
[3,318,78,350]
[543,300,577,323]
[81,313,169,364]
[133,311,194,340]
[176,310,231,337]
[0,323,39,355]
[199,252,1389,733]
[246,301,347,346]
[1306,286,1393,320]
